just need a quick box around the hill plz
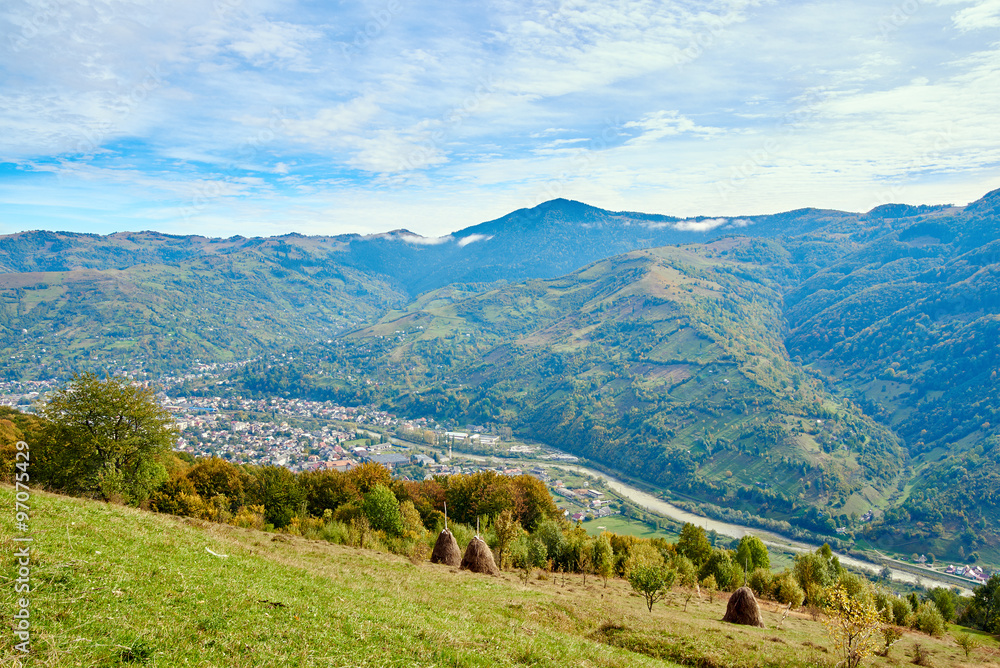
[231,237,905,541]
[781,193,1000,553]
[0,231,407,378]
[4,486,996,667]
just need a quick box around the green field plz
[582,515,681,542]
[4,486,998,667]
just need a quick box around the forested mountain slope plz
[231,238,907,540]
[3,189,999,558]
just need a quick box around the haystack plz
[460,536,500,576]
[431,529,461,566]
[723,586,765,628]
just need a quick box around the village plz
[163,393,620,525]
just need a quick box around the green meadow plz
[3,486,997,667]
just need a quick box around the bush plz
[231,504,265,530]
[450,522,476,550]
[772,571,805,607]
[872,587,894,624]
[823,584,882,668]
[748,568,774,599]
[911,601,945,637]
[317,519,350,544]
[362,484,404,536]
[890,596,911,626]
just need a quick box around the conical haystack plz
[723,586,765,627]
[431,529,461,566]
[460,536,500,576]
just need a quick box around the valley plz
[2,190,999,566]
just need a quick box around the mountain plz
[0,231,407,378]
[3,189,999,559]
[0,200,850,378]
[219,190,1000,557]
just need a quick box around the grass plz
[3,486,999,668]
[583,516,681,542]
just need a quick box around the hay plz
[723,586,765,628]
[431,529,461,567]
[460,536,500,576]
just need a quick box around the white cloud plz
[674,218,729,232]
[395,233,454,245]
[457,233,493,246]
[3,0,1000,238]
[227,22,323,70]
[951,0,1000,31]
[624,110,724,143]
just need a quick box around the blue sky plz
[1,0,999,237]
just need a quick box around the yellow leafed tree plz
[823,584,882,668]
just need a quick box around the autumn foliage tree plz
[823,584,882,668]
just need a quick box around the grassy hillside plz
[3,486,997,667]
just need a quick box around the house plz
[571,512,586,522]
[368,452,410,469]
[328,459,354,472]
[411,454,434,466]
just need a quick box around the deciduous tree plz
[36,373,174,504]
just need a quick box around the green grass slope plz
[5,487,998,668]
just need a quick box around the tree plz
[576,536,594,585]
[251,465,305,529]
[700,549,744,592]
[186,457,249,510]
[953,632,981,659]
[958,574,1000,633]
[510,475,559,530]
[736,535,770,572]
[533,518,568,570]
[492,508,523,569]
[794,545,842,603]
[927,587,958,622]
[628,564,676,612]
[362,484,404,536]
[594,534,614,588]
[823,584,882,668]
[677,523,712,567]
[36,373,174,504]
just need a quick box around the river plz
[550,464,971,593]
[443,449,967,592]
